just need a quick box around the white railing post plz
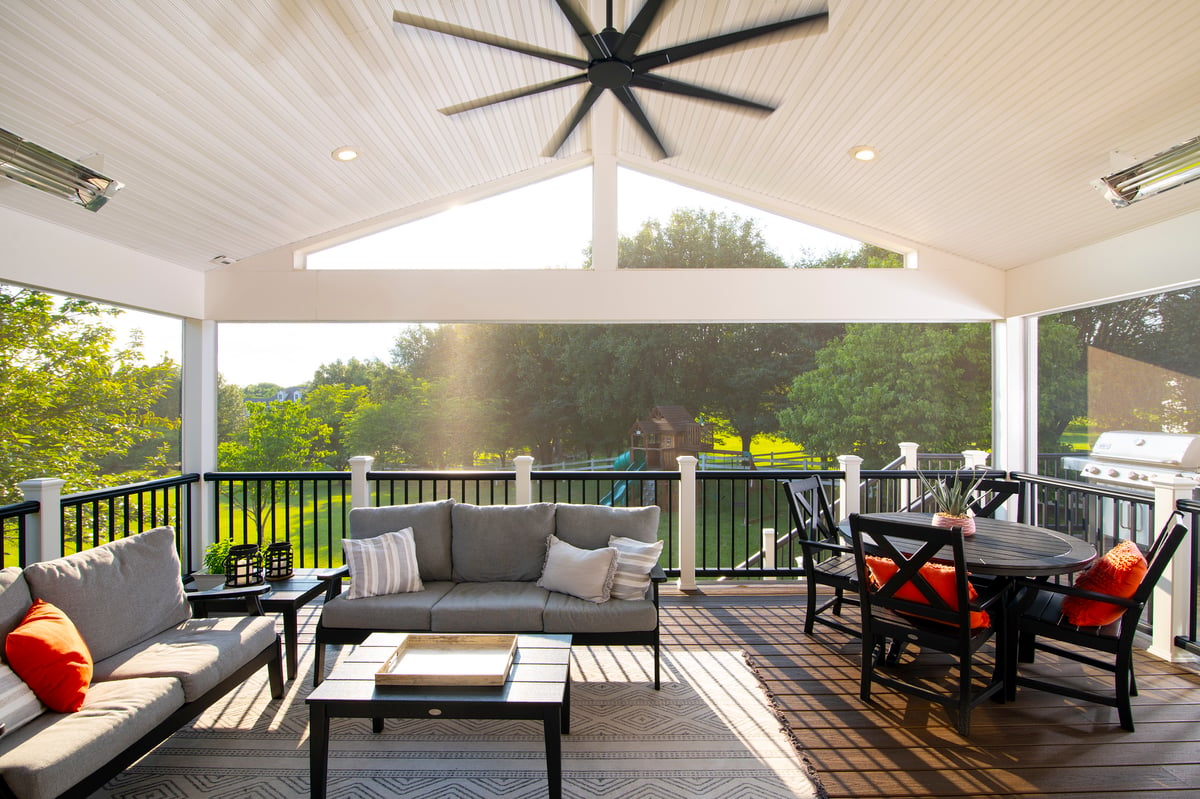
[963,449,990,469]
[18,478,65,563]
[838,455,863,517]
[514,455,534,505]
[1149,477,1195,662]
[762,527,777,581]
[349,455,374,509]
[899,442,919,509]
[677,455,698,591]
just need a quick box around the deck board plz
[658,586,1200,798]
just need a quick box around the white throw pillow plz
[0,663,45,738]
[537,535,618,603]
[343,528,423,599]
[608,535,664,600]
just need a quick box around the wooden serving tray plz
[375,633,518,686]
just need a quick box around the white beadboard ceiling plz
[1,0,1199,272]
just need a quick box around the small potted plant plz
[192,539,232,590]
[917,467,987,535]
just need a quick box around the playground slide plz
[600,452,645,506]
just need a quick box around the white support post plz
[181,318,218,553]
[677,455,698,591]
[18,478,64,563]
[762,527,777,581]
[514,456,534,505]
[349,456,374,509]
[899,442,919,510]
[1149,477,1195,662]
[838,455,863,517]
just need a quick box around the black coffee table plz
[306,632,572,799]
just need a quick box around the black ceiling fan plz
[392,1,829,159]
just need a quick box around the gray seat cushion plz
[0,567,33,643]
[0,676,182,799]
[321,581,455,630]
[451,503,556,582]
[431,582,549,632]
[554,503,661,549]
[89,615,277,703]
[21,527,190,662]
[348,500,455,582]
[542,592,659,633]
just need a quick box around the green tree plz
[616,208,788,269]
[303,383,369,468]
[217,373,248,443]
[0,287,177,502]
[217,401,332,471]
[779,324,994,466]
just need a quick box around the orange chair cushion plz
[1061,540,1148,627]
[4,599,93,712]
[865,555,990,629]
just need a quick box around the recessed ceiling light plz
[849,145,877,162]
[331,146,359,162]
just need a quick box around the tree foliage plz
[217,401,332,472]
[0,288,177,502]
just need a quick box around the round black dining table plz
[854,512,1097,578]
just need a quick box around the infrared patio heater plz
[0,126,123,211]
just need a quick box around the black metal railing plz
[371,472,517,507]
[1,500,39,568]
[1012,472,1156,555]
[60,475,199,569]
[1177,498,1200,657]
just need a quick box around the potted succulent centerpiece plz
[192,539,232,590]
[917,467,987,536]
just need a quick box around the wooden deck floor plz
[658,585,1200,799]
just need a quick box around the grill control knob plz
[1085,466,1100,475]
[1106,468,1120,478]
[1128,471,1141,480]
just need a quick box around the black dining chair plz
[965,477,1023,519]
[1007,514,1189,731]
[785,477,860,636]
[848,513,1007,736]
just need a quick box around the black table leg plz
[309,704,329,799]
[542,704,563,799]
[562,662,571,735]
[282,607,298,680]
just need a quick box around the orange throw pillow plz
[4,599,93,712]
[865,555,990,629]
[1061,540,1148,627]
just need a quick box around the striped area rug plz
[98,642,826,798]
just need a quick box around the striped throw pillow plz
[608,536,664,600]
[343,528,424,599]
[0,663,45,737]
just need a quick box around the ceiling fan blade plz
[615,0,669,60]
[633,10,828,71]
[552,0,606,60]
[631,73,774,113]
[613,87,669,159]
[440,74,589,115]
[542,85,605,157]
[393,10,588,69]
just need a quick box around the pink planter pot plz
[932,512,976,536]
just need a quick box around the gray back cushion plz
[22,526,190,662]
[554,503,661,549]
[348,499,455,582]
[451,503,556,582]
[0,567,34,655]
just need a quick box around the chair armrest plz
[1014,577,1143,610]
[185,584,269,616]
[649,563,668,583]
[316,565,349,599]
[798,538,855,557]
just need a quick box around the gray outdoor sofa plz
[314,500,666,687]
[0,527,283,799]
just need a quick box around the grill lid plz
[1090,430,1200,468]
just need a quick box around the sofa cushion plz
[89,615,277,703]
[451,503,556,582]
[321,582,455,630]
[0,663,45,739]
[343,528,423,599]
[554,503,661,549]
[608,536,665,600]
[22,527,190,662]
[0,676,183,799]
[431,582,549,632]
[0,567,33,645]
[349,500,455,582]
[537,535,617,603]
[543,592,659,633]
[5,600,93,712]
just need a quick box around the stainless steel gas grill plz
[1065,430,1200,493]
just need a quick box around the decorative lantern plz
[264,541,294,581]
[224,544,264,587]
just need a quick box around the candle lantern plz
[224,544,264,587]
[264,541,294,581]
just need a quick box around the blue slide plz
[600,451,645,506]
